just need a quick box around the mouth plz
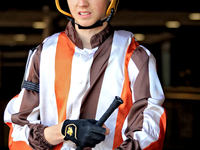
[78,11,91,16]
[80,12,90,15]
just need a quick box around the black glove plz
[61,119,106,148]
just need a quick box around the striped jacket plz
[4,22,166,150]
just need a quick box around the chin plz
[76,19,99,27]
[79,22,95,27]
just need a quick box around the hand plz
[61,119,106,148]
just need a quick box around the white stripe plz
[134,103,164,149]
[23,49,37,81]
[40,33,60,126]
[128,59,139,103]
[12,124,30,144]
[122,117,128,141]
[148,52,165,105]
[4,90,25,123]
[95,30,133,149]
[27,106,40,124]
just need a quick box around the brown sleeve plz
[11,45,42,126]
[115,137,141,150]
[28,124,54,150]
[116,47,150,150]
[11,44,55,149]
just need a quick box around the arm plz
[117,46,166,150]
[4,45,57,149]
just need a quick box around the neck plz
[75,21,108,49]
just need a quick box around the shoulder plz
[112,30,137,52]
[131,45,153,70]
[133,46,151,59]
[30,32,61,64]
[42,32,61,46]
[113,30,134,40]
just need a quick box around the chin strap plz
[65,9,115,30]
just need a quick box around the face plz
[67,0,111,27]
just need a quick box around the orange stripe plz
[113,37,139,149]
[143,109,167,150]
[6,123,32,150]
[55,31,75,123]
[54,32,75,150]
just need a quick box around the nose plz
[78,0,89,7]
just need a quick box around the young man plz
[4,0,167,149]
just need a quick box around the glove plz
[61,119,106,148]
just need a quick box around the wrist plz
[58,122,66,139]
[44,123,65,145]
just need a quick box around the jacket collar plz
[65,21,113,49]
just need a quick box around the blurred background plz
[0,0,200,149]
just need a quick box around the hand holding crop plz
[61,119,106,148]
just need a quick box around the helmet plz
[55,0,119,19]
[106,0,119,17]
